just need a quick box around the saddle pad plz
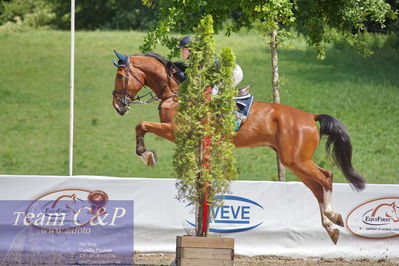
[235,95,254,117]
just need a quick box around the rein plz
[131,91,159,104]
[113,61,180,105]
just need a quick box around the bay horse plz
[112,51,365,244]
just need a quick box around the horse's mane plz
[134,52,188,73]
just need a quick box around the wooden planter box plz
[176,236,234,266]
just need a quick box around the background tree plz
[294,0,394,58]
[140,0,394,181]
[0,0,58,30]
[0,0,158,31]
[0,0,395,37]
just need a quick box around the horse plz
[111,51,366,244]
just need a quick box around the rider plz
[177,35,244,89]
[177,35,250,129]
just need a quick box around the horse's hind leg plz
[275,117,343,243]
[314,164,344,227]
[287,163,341,244]
[277,145,340,243]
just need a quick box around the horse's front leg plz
[135,121,175,167]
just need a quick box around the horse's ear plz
[113,50,129,67]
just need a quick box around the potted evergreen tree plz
[173,15,237,266]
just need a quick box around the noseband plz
[113,61,180,106]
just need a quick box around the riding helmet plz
[177,35,193,48]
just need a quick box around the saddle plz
[234,85,254,130]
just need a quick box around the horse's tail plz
[314,114,366,191]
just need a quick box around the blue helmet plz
[177,35,193,48]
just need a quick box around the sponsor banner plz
[347,197,399,239]
[0,188,133,265]
[185,195,264,233]
[0,175,398,260]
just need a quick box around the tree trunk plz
[196,89,212,237]
[270,29,286,182]
[196,197,207,236]
[195,199,210,237]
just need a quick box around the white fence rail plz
[0,175,398,259]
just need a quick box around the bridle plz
[112,59,180,106]
[112,64,153,105]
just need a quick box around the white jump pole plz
[69,0,75,176]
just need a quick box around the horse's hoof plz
[336,214,344,227]
[329,229,340,245]
[138,150,157,167]
[325,211,345,227]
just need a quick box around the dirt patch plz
[134,252,399,266]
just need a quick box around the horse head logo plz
[50,193,83,214]
[26,189,109,230]
[371,202,399,222]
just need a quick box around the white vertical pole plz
[69,0,75,176]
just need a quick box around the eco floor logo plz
[346,197,399,239]
[185,195,264,233]
[0,189,134,265]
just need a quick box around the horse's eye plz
[117,74,123,80]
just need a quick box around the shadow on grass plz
[280,45,399,90]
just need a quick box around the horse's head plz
[112,50,146,116]
[386,202,399,222]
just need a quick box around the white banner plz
[0,175,398,259]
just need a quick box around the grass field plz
[0,30,398,184]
